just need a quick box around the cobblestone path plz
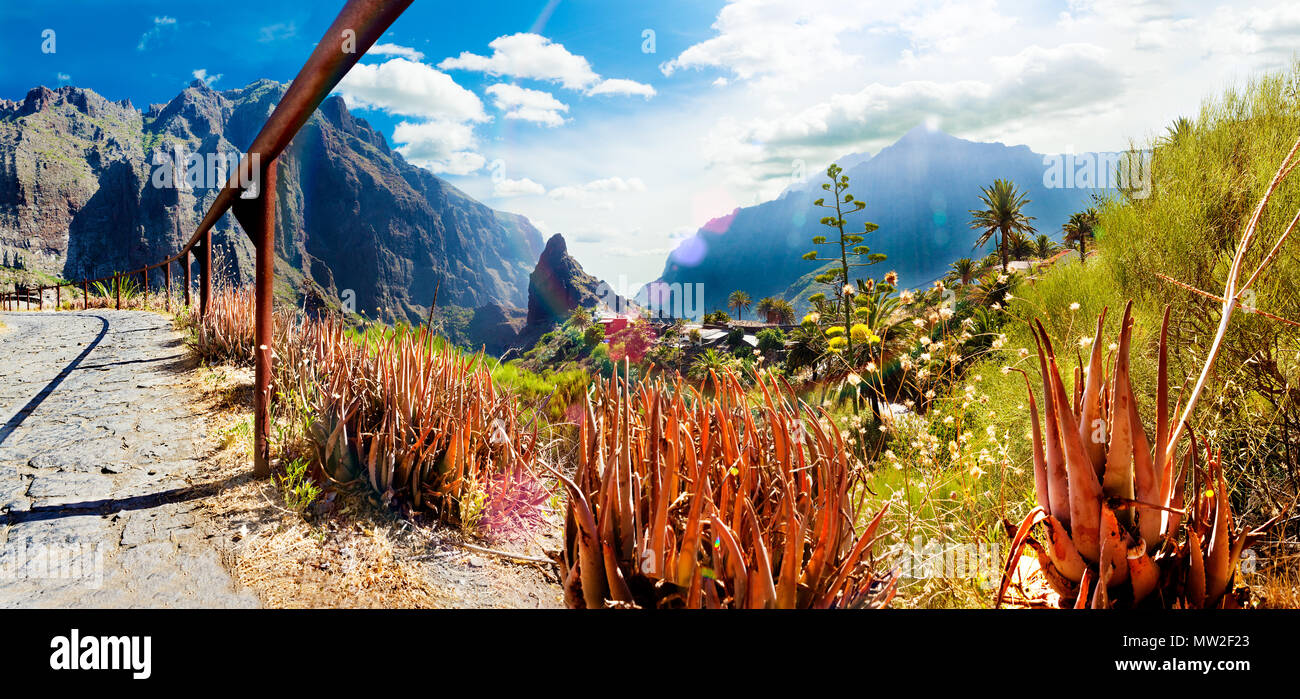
[0,310,257,608]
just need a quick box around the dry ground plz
[179,362,564,609]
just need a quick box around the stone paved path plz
[0,310,257,608]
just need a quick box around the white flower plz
[1080,336,1094,347]
[991,302,1002,310]
[1108,342,1119,351]
[998,275,1009,283]
[1069,302,1081,311]
[920,352,931,362]
[865,362,877,372]
[912,318,925,327]
[846,373,862,386]
[919,336,932,346]
[843,284,856,296]
[939,307,954,319]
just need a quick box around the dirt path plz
[0,310,258,608]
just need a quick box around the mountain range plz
[652,126,1110,315]
[0,81,544,322]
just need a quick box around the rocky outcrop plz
[461,233,632,356]
[0,81,544,322]
[526,234,610,329]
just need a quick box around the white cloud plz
[191,69,221,86]
[485,84,569,127]
[392,120,486,176]
[703,42,1125,193]
[137,16,176,51]
[369,43,425,61]
[547,177,647,209]
[587,79,656,98]
[336,58,487,123]
[660,0,1018,89]
[258,22,297,43]
[337,58,492,175]
[440,33,598,89]
[493,177,547,197]
[439,33,655,97]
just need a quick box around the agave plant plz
[557,368,896,609]
[271,313,550,537]
[999,303,1272,608]
[189,285,256,362]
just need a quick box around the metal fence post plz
[233,157,278,478]
[183,249,191,309]
[199,230,212,319]
[115,274,121,310]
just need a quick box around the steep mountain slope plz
[655,126,1107,313]
[0,81,543,321]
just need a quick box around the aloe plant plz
[999,304,1273,608]
[557,368,896,609]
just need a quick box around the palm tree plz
[948,257,978,286]
[1009,233,1036,261]
[755,296,795,324]
[969,179,1037,273]
[728,290,752,321]
[568,306,592,330]
[1062,208,1099,263]
[1162,116,1194,147]
[688,348,732,381]
[1033,234,1057,259]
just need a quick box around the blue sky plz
[3,1,1299,288]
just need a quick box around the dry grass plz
[181,362,562,608]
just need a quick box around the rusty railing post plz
[115,274,121,310]
[55,284,60,310]
[165,260,172,312]
[83,280,88,310]
[233,157,278,478]
[143,267,149,309]
[37,287,42,311]
[183,249,191,309]
[199,230,212,319]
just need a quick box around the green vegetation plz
[727,289,752,320]
[969,178,1037,273]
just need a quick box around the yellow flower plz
[849,323,871,342]
[826,326,846,336]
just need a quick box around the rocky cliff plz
[0,81,544,321]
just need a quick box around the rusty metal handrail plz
[1,0,414,477]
